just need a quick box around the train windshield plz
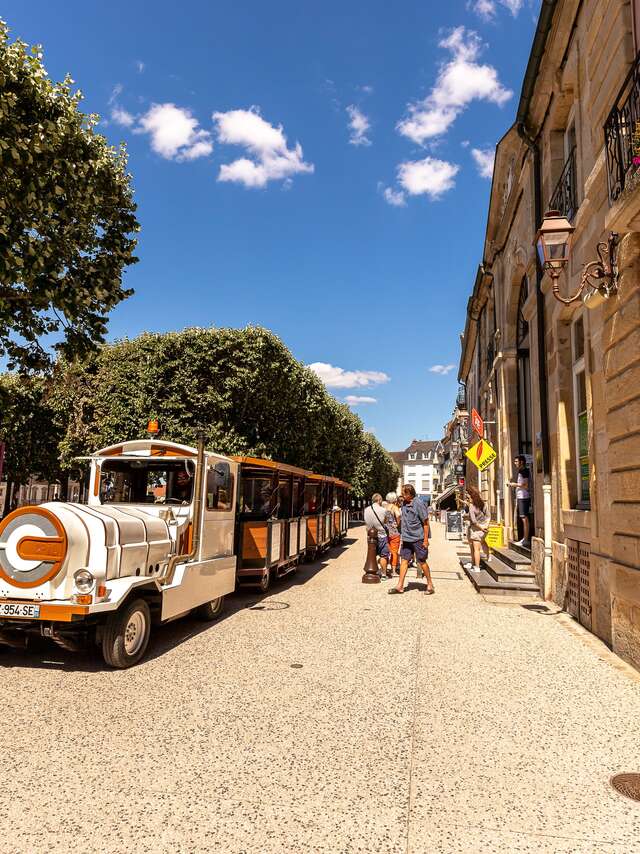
[99,460,195,505]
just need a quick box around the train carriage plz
[233,456,350,591]
[0,432,350,668]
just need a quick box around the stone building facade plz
[458,0,640,667]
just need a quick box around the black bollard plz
[362,526,381,584]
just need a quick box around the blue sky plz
[6,0,538,451]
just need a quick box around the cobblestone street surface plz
[2,522,640,853]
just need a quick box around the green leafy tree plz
[50,326,397,495]
[0,19,139,371]
[0,375,65,514]
[351,431,399,498]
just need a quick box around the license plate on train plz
[0,602,40,619]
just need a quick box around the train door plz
[200,458,237,559]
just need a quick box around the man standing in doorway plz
[364,493,391,578]
[509,455,531,546]
[389,484,435,595]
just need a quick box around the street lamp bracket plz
[535,210,619,305]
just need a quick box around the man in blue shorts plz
[389,484,435,595]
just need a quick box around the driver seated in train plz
[168,467,194,503]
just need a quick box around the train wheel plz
[259,570,271,593]
[102,598,151,669]
[197,595,225,621]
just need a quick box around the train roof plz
[232,456,351,490]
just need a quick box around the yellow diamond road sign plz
[465,439,497,471]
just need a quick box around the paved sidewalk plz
[2,523,640,853]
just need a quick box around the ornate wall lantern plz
[535,210,619,305]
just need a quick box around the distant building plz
[0,476,82,514]
[389,440,440,503]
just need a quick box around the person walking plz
[384,492,401,575]
[509,454,531,546]
[363,493,391,578]
[464,486,491,573]
[389,484,434,595]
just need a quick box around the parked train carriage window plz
[277,474,292,519]
[292,478,304,516]
[303,481,320,514]
[241,474,278,517]
[206,462,234,511]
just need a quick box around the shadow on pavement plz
[0,535,359,674]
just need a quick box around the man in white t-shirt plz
[363,493,390,577]
[509,455,530,546]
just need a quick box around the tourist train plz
[0,432,350,668]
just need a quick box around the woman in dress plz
[465,486,491,573]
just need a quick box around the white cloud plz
[429,364,456,375]
[111,106,135,127]
[470,0,523,18]
[398,156,459,199]
[344,395,377,405]
[307,362,390,389]
[382,186,407,207]
[469,0,497,20]
[135,103,213,160]
[499,0,524,14]
[213,107,313,188]
[396,27,512,144]
[136,60,145,73]
[471,147,495,178]
[359,84,374,95]
[108,84,123,105]
[346,105,372,146]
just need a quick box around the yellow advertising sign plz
[465,438,497,471]
[486,524,504,549]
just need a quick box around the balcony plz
[604,52,640,205]
[456,385,466,409]
[549,147,578,221]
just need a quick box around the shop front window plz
[572,316,590,507]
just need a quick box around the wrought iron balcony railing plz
[549,146,578,221]
[604,51,640,203]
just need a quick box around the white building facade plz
[390,440,440,503]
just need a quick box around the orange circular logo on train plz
[0,507,68,588]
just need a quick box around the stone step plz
[490,546,532,571]
[481,554,537,584]
[460,559,541,599]
[509,540,532,559]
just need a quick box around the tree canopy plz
[0,19,138,371]
[49,326,398,497]
[0,375,64,511]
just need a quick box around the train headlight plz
[73,569,95,594]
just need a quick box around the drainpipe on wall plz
[515,0,557,599]
[517,124,553,599]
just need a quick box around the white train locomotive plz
[0,432,350,667]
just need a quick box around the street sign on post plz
[471,408,484,438]
[465,438,497,472]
